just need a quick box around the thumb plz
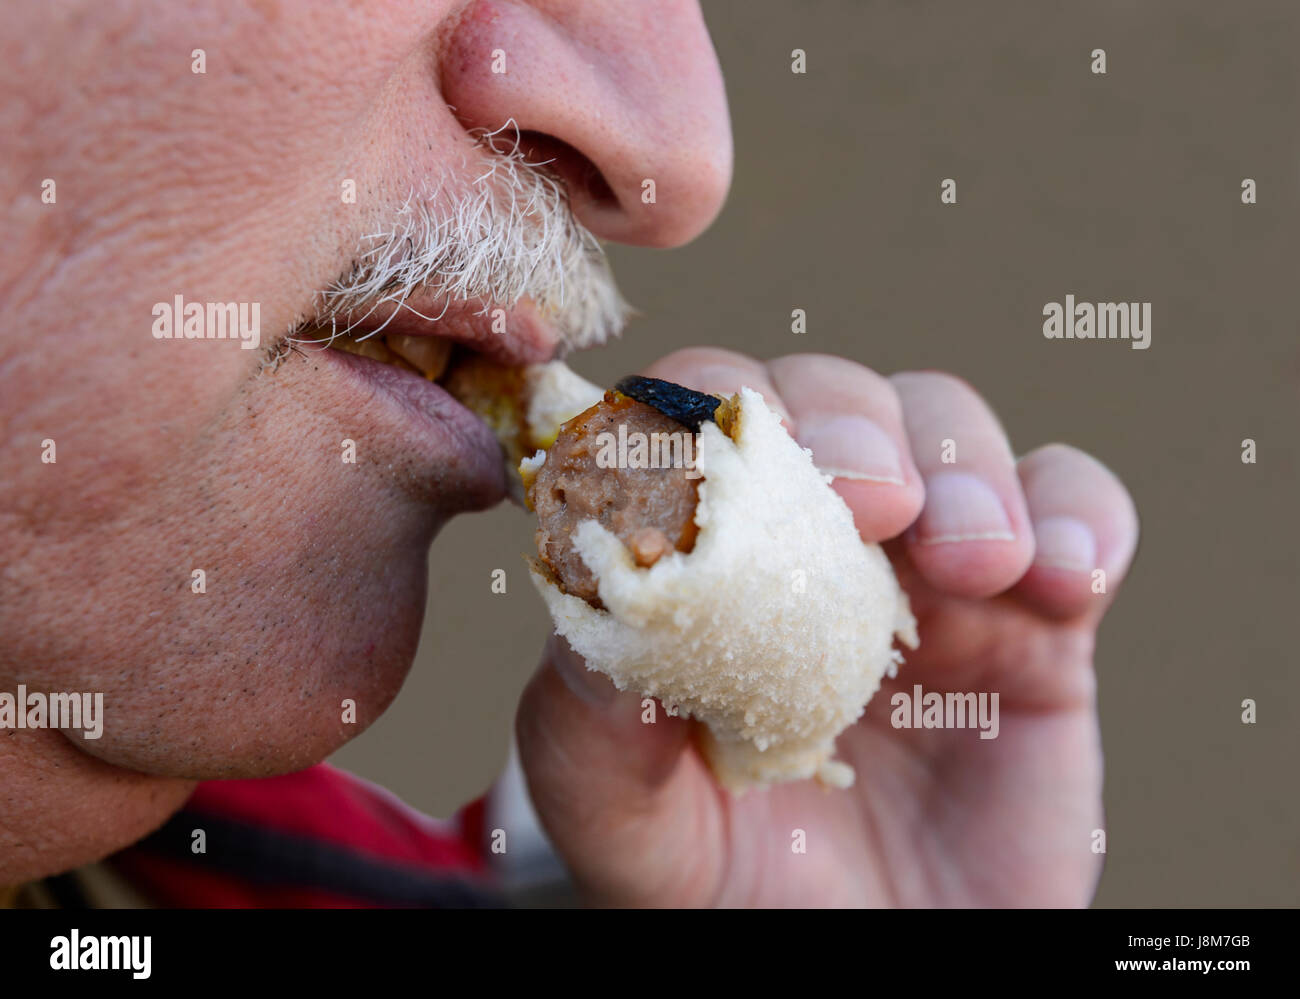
[515,634,719,905]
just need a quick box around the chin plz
[47,502,444,781]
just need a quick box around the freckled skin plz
[0,1,731,882]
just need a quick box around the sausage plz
[529,392,701,607]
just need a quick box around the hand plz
[515,348,1139,906]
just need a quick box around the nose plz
[440,0,733,248]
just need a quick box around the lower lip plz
[317,345,506,508]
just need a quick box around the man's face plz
[0,0,730,794]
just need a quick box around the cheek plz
[1,356,447,779]
[0,0,479,780]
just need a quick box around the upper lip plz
[308,294,561,369]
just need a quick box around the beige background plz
[332,0,1300,906]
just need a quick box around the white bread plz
[528,383,918,792]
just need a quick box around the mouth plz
[298,291,561,369]
[318,327,459,382]
[287,300,564,511]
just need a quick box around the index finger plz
[766,353,925,542]
[644,349,924,542]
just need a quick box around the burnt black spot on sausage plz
[614,376,722,432]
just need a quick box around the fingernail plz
[1032,515,1097,571]
[915,471,1015,544]
[800,415,905,484]
[548,634,621,707]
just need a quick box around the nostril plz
[513,130,618,211]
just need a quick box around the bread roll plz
[519,371,918,791]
